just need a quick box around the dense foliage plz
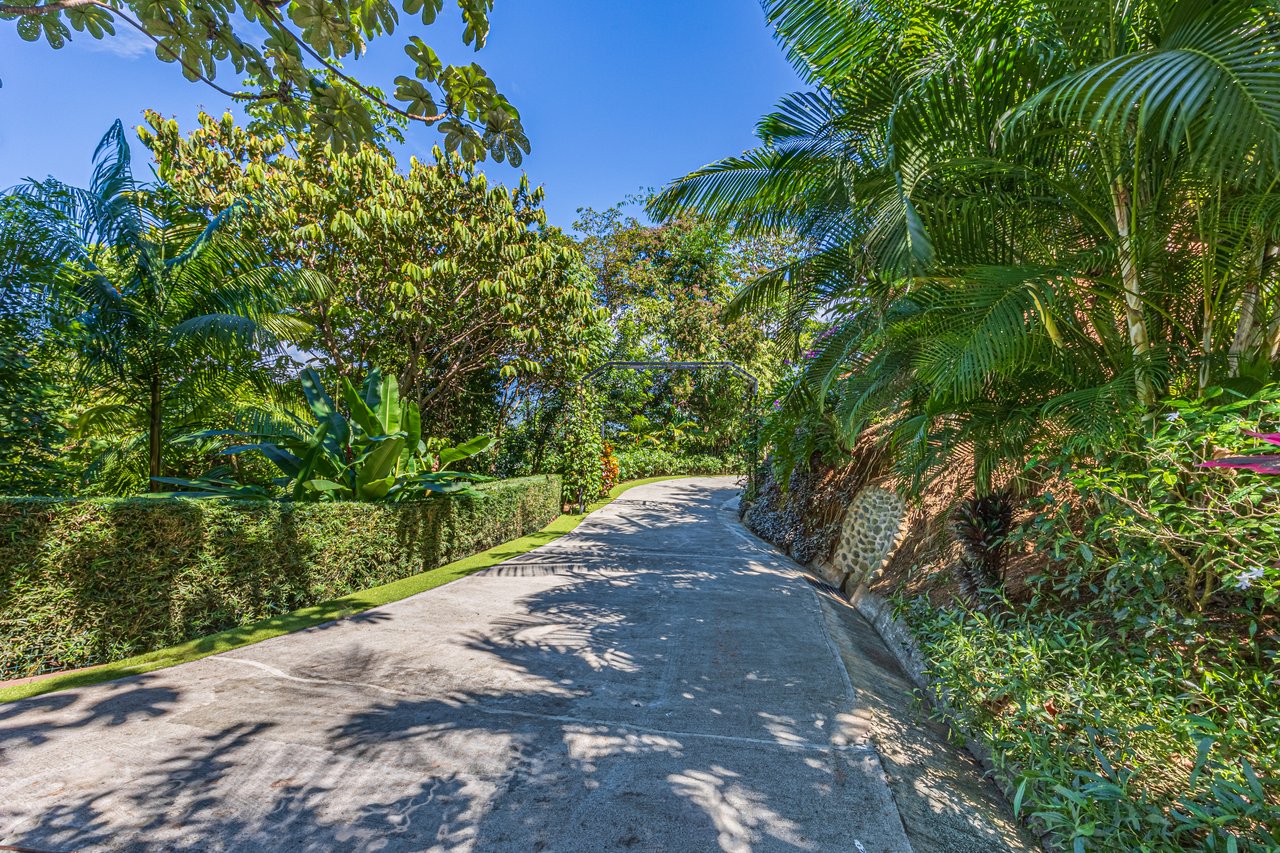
[904,600,1277,851]
[164,368,493,501]
[614,447,737,482]
[1,0,524,156]
[575,195,795,469]
[657,0,1280,494]
[1022,392,1280,613]
[12,122,311,494]
[141,111,601,442]
[560,388,605,509]
[1,121,754,501]
[0,475,560,679]
[0,198,75,495]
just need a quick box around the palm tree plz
[652,0,1280,491]
[9,121,311,492]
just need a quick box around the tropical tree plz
[0,196,77,495]
[653,0,1280,493]
[140,111,601,443]
[9,121,312,493]
[575,196,796,456]
[0,0,525,158]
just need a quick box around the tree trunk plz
[1225,240,1275,379]
[148,372,163,491]
[1229,283,1259,378]
[1111,180,1155,406]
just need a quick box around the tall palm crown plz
[8,122,308,493]
[653,0,1280,491]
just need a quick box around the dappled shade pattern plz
[0,479,1026,852]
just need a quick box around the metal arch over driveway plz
[581,360,760,400]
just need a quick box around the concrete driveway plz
[0,477,1032,852]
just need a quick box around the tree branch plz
[5,0,450,128]
[250,0,448,125]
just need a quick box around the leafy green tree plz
[654,0,1280,492]
[140,111,601,442]
[9,121,311,493]
[0,197,77,495]
[0,0,525,158]
[575,197,796,456]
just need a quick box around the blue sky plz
[0,2,804,230]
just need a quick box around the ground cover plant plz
[902,600,1277,851]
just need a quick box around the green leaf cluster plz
[1,0,523,157]
[163,368,493,502]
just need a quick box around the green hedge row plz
[614,447,741,481]
[0,475,560,680]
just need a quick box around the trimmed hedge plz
[614,447,740,481]
[0,475,560,679]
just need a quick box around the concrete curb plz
[848,585,1003,777]
[731,496,1042,851]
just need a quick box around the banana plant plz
[159,368,493,501]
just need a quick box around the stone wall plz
[742,458,909,595]
[815,486,907,596]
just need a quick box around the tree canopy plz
[12,121,309,492]
[142,111,601,440]
[655,0,1280,492]
[575,197,797,456]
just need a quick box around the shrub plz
[0,475,560,679]
[1021,391,1280,613]
[562,389,604,508]
[601,443,620,494]
[901,598,1279,852]
[614,447,740,481]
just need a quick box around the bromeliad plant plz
[162,368,492,502]
[1201,431,1280,475]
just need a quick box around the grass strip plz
[0,476,690,704]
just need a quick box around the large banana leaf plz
[342,376,387,438]
[291,419,337,501]
[355,435,406,500]
[437,435,494,469]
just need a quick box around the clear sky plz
[0,1,804,230]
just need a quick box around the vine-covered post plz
[563,386,605,514]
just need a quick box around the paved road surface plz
[0,477,1033,852]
